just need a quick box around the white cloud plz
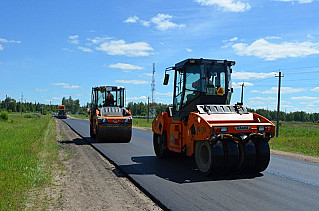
[0,38,21,43]
[140,73,153,77]
[151,13,185,31]
[273,0,314,4]
[230,37,238,42]
[291,96,319,100]
[311,87,319,92]
[52,97,60,100]
[63,85,81,89]
[78,46,93,52]
[96,40,154,57]
[249,96,276,101]
[69,35,79,45]
[51,83,81,89]
[186,48,192,52]
[194,0,251,12]
[127,96,147,101]
[51,83,69,86]
[155,92,172,96]
[140,20,151,27]
[0,44,3,51]
[232,82,254,89]
[252,87,306,94]
[232,71,276,80]
[265,36,282,40]
[115,80,149,84]
[124,16,139,23]
[232,39,319,61]
[35,88,48,92]
[87,37,112,44]
[109,63,143,70]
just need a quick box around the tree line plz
[0,96,87,115]
[1,96,318,122]
[127,102,319,123]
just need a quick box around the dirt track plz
[53,119,161,210]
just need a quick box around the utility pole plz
[275,71,284,137]
[241,82,245,104]
[151,63,155,117]
[5,94,8,111]
[20,93,23,115]
[147,97,150,122]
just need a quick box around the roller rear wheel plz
[241,139,257,173]
[195,141,225,176]
[253,140,270,172]
[223,141,240,174]
[153,132,167,158]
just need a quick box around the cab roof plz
[92,86,125,91]
[175,58,235,70]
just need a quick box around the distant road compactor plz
[90,86,132,143]
[152,59,275,175]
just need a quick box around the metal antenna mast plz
[151,63,155,116]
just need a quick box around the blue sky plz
[1,0,319,113]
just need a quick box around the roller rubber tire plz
[153,132,167,158]
[195,141,225,176]
[253,140,270,173]
[241,139,257,173]
[223,141,240,174]
[90,123,96,139]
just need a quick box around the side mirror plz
[163,73,170,85]
[230,68,232,73]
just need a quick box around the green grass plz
[68,113,89,120]
[133,118,153,129]
[270,122,319,157]
[0,113,59,210]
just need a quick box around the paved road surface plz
[63,118,319,211]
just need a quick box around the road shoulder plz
[47,120,162,210]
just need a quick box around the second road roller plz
[89,86,132,143]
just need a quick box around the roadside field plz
[270,122,319,157]
[0,113,59,210]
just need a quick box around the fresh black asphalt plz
[63,118,319,211]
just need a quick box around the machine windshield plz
[97,88,124,107]
[185,64,226,94]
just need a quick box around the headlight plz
[214,127,227,132]
[124,117,132,124]
[258,126,271,131]
[98,116,108,123]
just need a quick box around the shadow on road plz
[117,155,262,184]
[59,138,90,146]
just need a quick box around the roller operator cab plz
[152,59,275,176]
[90,86,132,143]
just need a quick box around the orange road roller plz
[90,86,132,143]
[152,59,275,175]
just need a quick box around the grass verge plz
[133,118,152,129]
[0,113,59,210]
[270,122,319,157]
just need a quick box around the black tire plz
[241,139,257,173]
[195,140,225,176]
[90,122,96,139]
[253,140,270,172]
[153,132,167,158]
[223,140,240,174]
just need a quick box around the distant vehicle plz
[51,112,56,117]
[89,86,132,143]
[57,105,67,119]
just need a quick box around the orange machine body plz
[153,110,275,157]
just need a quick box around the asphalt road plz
[63,118,319,211]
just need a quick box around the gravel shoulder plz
[50,119,162,210]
